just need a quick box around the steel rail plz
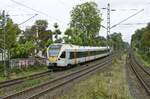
[0,71,50,89]
[132,54,150,76]
[129,54,150,95]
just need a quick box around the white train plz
[47,43,110,69]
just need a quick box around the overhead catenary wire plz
[101,8,140,11]
[18,14,38,25]
[110,9,144,29]
[58,0,71,9]
[100,7,141,30]
[10,13,37,16]
[119,23,148,25]
[10,0,64,23]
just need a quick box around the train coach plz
[47,43,110,69]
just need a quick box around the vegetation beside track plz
[0,73,52,97]
[131,23,150,67]
[0,63,94,97]
[0,65,48,82]
[135,52,150,67]
[58,55,132,99]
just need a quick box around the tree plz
[0,18,21,58]
[35,20,48,30]
[108,32,125,59]
[64,28,73,37]
[68,2,102,45]
[11,41,36,58]
[24,20,52,41]
[53,22,61,42]
[141,23,150,48]
[131,28,145,50]
[131,22,150,63]
[94,36,107,46]
[109,32,124,51]
[23,20,52,56]
[131,23,150,52]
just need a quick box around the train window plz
[48,45,62,56]
[69,51,89,59]
[76,52,87,58]
[88,49,110,56]
[70,52,75,59]
[60,51,66,58]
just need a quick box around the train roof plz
[49,43,109,51]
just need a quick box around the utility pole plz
[106,4,112,99]
[1,10,9,77]
[106,3,112,62]
[107,4,111,54]
[102,3,111,48]
[107,3,110,42]
[1,10,7,76]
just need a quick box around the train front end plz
[47,44,62,69]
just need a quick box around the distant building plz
[0,49,4,61]
[0,48,7,61]
[16,31,24,41]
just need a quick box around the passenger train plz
[47,43,110,69]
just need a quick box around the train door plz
[59,51,67,66]
[66,50,70,66]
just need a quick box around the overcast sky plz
[0,0,150,43]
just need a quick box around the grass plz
[58,55,132,99]
[135,52,150,67]
[0,64,85,97]
[0,64,84,97]
[0,72,52,97]
[0,65,48,82]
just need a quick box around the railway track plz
[0,71,50,89]
[2,56,111,99]
[0,56,110,90]
[128,53,150,96]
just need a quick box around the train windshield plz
[48,45,62,56]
